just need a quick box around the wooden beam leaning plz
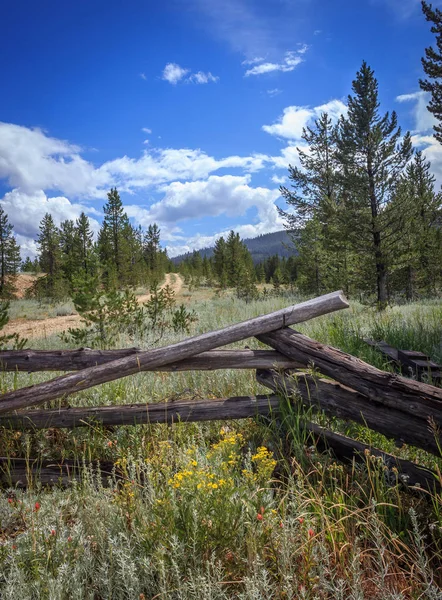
[0,291,348,415]
[256,369,442,456]
[0,348,302,373]
[0,395,281,429]
[257,328,442,423]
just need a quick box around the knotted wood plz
[256,369,441,456]
[257,328,442,423]
[0,291,348,415]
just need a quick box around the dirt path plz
[4,274,184,340]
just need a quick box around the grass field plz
[0,287,441,599]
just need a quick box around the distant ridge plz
[172,230,297,264]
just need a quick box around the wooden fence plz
[0,290,441,492]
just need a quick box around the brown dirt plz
[12,273,42,299]
[3,274,185,340]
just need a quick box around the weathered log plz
[257,328,442,423]
[256,369,441,456]
[0,395,281,429]
[0,348,301,372]
[304,422,440,493]
[0,291,348,415]
[1,424,438,493]
[0,457,119,488]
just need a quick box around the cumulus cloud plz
[0,122,110,198]
[161,63,219,85]
[0,188,101,256]
[244,46,308,77]
[162,63,190,84]
[396,91,436,133]
[262,99,347,140]
[0,122,269,202]
[126,174,279,224]
[271,174,286,184]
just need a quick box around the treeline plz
[179,244,297,289]
[279,62,442,307]
[4,188,172,299]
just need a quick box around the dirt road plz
[3,273,184,340]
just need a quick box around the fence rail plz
[0,290,441,493]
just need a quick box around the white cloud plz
[263,99,347,140]
[141,127,152,134]
[0,122,269,202]
[244,46,308,77]
[0,122,110,198]
[0,188,101,257]
[140,73,147,80]
[161,63,219,85]
[127,174,279,224]
[267,88,282,97]
[162,63,190,84]
[188,71,219,84]
[271,175,286,184]
[242,56,266,65]
[396,91,436,133]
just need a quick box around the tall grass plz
[0,291,441,598]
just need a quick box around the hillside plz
[173,230,297,264]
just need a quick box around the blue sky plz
[0,0,440,257]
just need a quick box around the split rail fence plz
[0,290,441,492]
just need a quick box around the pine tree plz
[336,62,412,308]
[73,212,95,275]
[21,257,34,272]
[389,151,442,297]
[143,224,161,273]
[213,237,228,288]
[420,1,442,143]
[0,206,20,298]
[98,188,130,288]
[60,219,76,287]
[279,112,349,294]
[35,213,67,299]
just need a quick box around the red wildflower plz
[34,502,41,512]
[259,506,265,515]
[256,513,263,521]
[7,498,14,504]
[67,536,73,543]
[308,528,314,539]
[51,529,56,536]
[279,521,283,528]
[298,517,304,524]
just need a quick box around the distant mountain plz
[172,230,297,264]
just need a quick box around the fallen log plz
[0,457,119,488]
[0,291,348,415]
[257,328,442,424]
[0,348,301,372]
[0,394,281,429]
[1,420,438,493]
[304,423,440,493]
[256,369,441,456]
